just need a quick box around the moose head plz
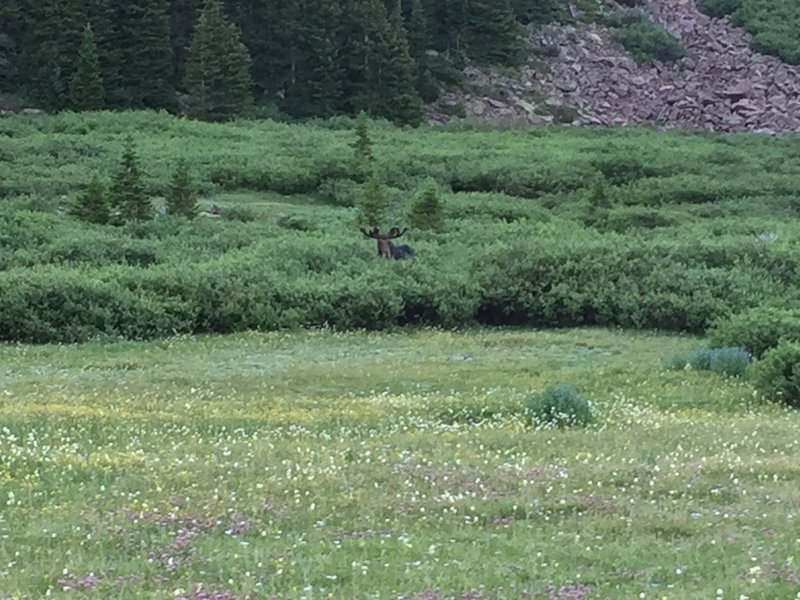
[360,227,414,260]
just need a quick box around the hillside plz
[430,0,800,133]
[3,0,800,133]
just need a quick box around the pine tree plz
[68,24,105,111]
[71,175,110,224]
[351,112,375,177]
[79,0,122,107]
[114,0,175,109]
[465,0,522,66]
[226,0,292,100]
[17,0,83,110]
[408,178,444,231]
[283,0,343,118]
[185,0,254,121]
[407,0,439,102]
[166,159,199,218]
[358,170,388,228]
[337,0,390,115]
[169,0,203,86]
[111,135,152,222]
[382,1,424,126]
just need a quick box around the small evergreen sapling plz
[408,178,444,231]
[166,159,199,218]
[358,170,387,228]
[351,111,374,176]
[111,134,151,222]
[71,175,110,224]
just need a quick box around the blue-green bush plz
[524,384,594,428]
[667,347,751,377]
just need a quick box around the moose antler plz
[387,227,408,239]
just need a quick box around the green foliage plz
[111,135,151,222]
[697,0,800,64]
[524,384,593,428]
[358,170,388,228]
[697,0,742,17]
[68,23,105,111]
[166,158,199,219]
[4,111,800,343]
[513,0,565,24]
[751,341,800,408]
[222,205,257,222]
[465,0,523,66]
[409,178,445,231]
[352,112,375,174]
[185,0,253,121]
[666,347,751,377]
[70,174,110,225]
[708,306,800,359]
[611,15,686,64]
[316,178,360,208]
[115,0,175,109]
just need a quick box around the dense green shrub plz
[708,306,800,358]
[697,0,741,17]
[524,384,593,428]
[316,178,360,207]
[751,341,800,408]
[612,20,686,64]
[601,206,678,232]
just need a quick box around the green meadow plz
[2,111,800,598]
[2,328,799,599]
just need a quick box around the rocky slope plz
[429,0,800,134]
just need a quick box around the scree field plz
[1,328,799,599]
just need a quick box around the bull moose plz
[360,227,415,260]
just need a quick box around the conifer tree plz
[185,0,254,121]
[226,0,292,99]
[337,0,390,116]
[382,1,424,126]
[111,135,152,222]
[284,0,343,118]
[166,159,199,218]
[351,112,375,177]
[358,170,388,228]
[80,0,123,107]
[407,0,439,102]
[18,0,83,110]
[68,24,105,111]
[114,0,175,109]
[465,0,522,66]
[408,178,444,231]
[71,175,110,224]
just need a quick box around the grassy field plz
[2,327,799,599]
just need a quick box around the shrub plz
[602,206,677,232]
[697,0,741,17]
[223,205,258,222]
[277,213,317,232]
[751,341,800,408]
[524,384,593,428]
[612,20,686,64]
[667,347,750,377]
[315,178,360,207]
[708,306,800,358]
[409,178,445,231]
[708,346,751,376]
